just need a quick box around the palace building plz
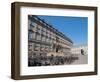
[28,15,73,58]
[71,44,88,55]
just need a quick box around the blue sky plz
[38,15,88,45]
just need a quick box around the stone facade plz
[71,44,88,55]
[28,15,73,58]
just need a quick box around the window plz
[41,36,45,42]
[28,43,33,51]
[28,20,31,29]
[40,45,45,51]
[28,31,36,39]
[49,46,52,52]
[47,30,50,38]
[30,22,36,31]
[34,44,40,51]
[28,31,33,39]
[51,32,54,40]
[46,37,50,43]
[49,38,52,43]
[36,27,41,34]
[45,46,50,52]
[42,28,46,36]
[36,34,41,40]
[32,32,36,39]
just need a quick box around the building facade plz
[71,44,88,55]
[28,15,73,58]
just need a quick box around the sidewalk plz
[71,54,88,64]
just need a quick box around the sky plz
[38,15,88,45]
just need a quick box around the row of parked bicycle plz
[28,54,78,66]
